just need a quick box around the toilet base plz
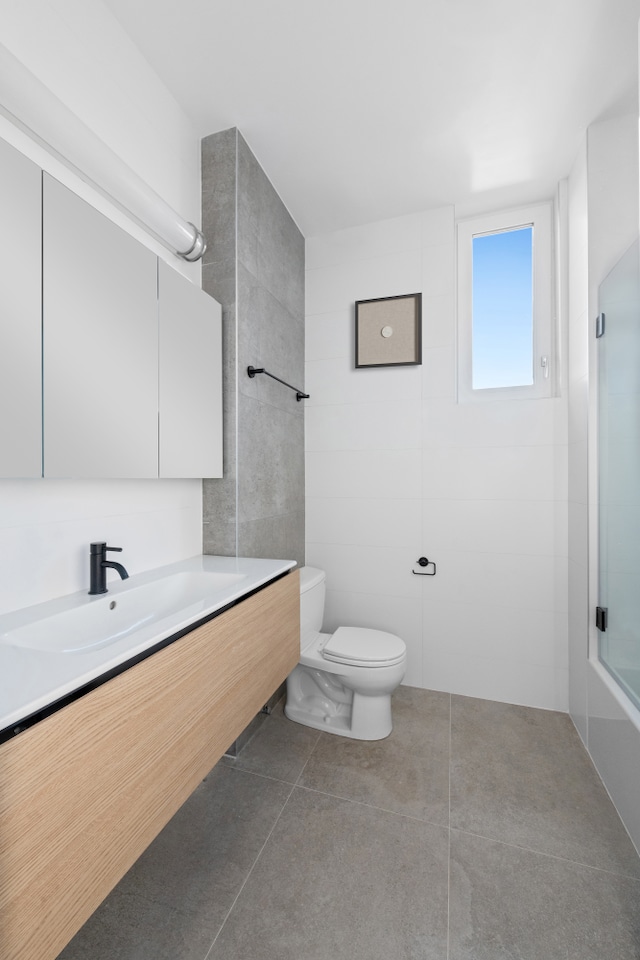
[284,699,353,737]
[284,664,394,740]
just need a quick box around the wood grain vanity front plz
[0,570,299,960]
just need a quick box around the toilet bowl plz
[285,567,406,740]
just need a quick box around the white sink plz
[2,570,247,654]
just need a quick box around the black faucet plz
[88,542,129,595]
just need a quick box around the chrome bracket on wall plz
[412,556,436,576]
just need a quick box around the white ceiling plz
[103,0,640,237]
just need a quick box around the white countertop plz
[0,555,296,735]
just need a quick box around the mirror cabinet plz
[0,138,222,480]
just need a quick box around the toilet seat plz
[322,626,406,668]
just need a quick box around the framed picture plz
[355,293,422,368]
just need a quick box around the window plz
[457,203,554,401]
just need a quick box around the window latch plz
[540,356,549,379]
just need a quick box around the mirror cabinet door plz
[158,260,223,479]
[43,175,158,478]
[0,139,42,478]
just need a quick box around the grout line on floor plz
[449,825,640,883]
[202,779,298,960]
[293,780,449,830]
[224,759,308,790]
[293,729,323,786]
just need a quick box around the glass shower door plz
[598,238,640,710]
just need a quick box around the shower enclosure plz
[597,238,640,711]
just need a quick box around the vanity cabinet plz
[43,174,159,478]
[0,138,42,477]
[0,570,299,960]
[159,260,223,478]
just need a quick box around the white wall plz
[0,1,204,616]
[567,142,590,742]
[0,0,201,244]
[305,207,569,711]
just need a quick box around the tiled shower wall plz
[201,129,305,567]
[305,206,569,711]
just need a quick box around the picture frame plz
[355,293,422,368]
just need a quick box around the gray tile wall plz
[202,128,238,556]
[201,129,305,568]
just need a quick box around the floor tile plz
[57,764,291,959]
[56,689,640,960]
[57,886,217,960]
[207,786,449,960]
[123,764,291,917]
[449,829,640,960]
[296,685,450,824]
[450,695,640,876]
[222,699,321,783]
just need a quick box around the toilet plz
[285,567,406,740]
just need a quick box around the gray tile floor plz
[58,687,640,960]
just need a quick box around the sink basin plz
[2,571,247,654]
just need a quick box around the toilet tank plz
[299,566,326,647]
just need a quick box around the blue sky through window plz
[472,226,533,389]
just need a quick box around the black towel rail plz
[247,366,309,401]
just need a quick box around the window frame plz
[456,202,554,403]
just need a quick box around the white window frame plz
[457,202,554,403]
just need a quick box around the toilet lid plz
[322,626,406,667]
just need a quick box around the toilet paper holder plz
[413,556,436,576]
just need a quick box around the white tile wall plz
[306,206,569,710]
[423,646,568,712]
[565,143,590,745]
[306,250,422,316]
[421,207,455,247]
[424,600,568,671]
[305,401,422,452]
[305,309,352,361]
[0,480,202,616]
[306,212,423,270]
[422,397,567,448]
[421,444,563,501]
[306,449,423,501]
[420,294,455,348]
[420,345,457,400]
[423,498,567,558]
[306,357,423,406]
[305,543,422,601]
[306,497,420,548]
[422,548,565,613]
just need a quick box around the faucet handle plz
[89,542,123,554]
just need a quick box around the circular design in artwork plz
[381,325,394,338]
